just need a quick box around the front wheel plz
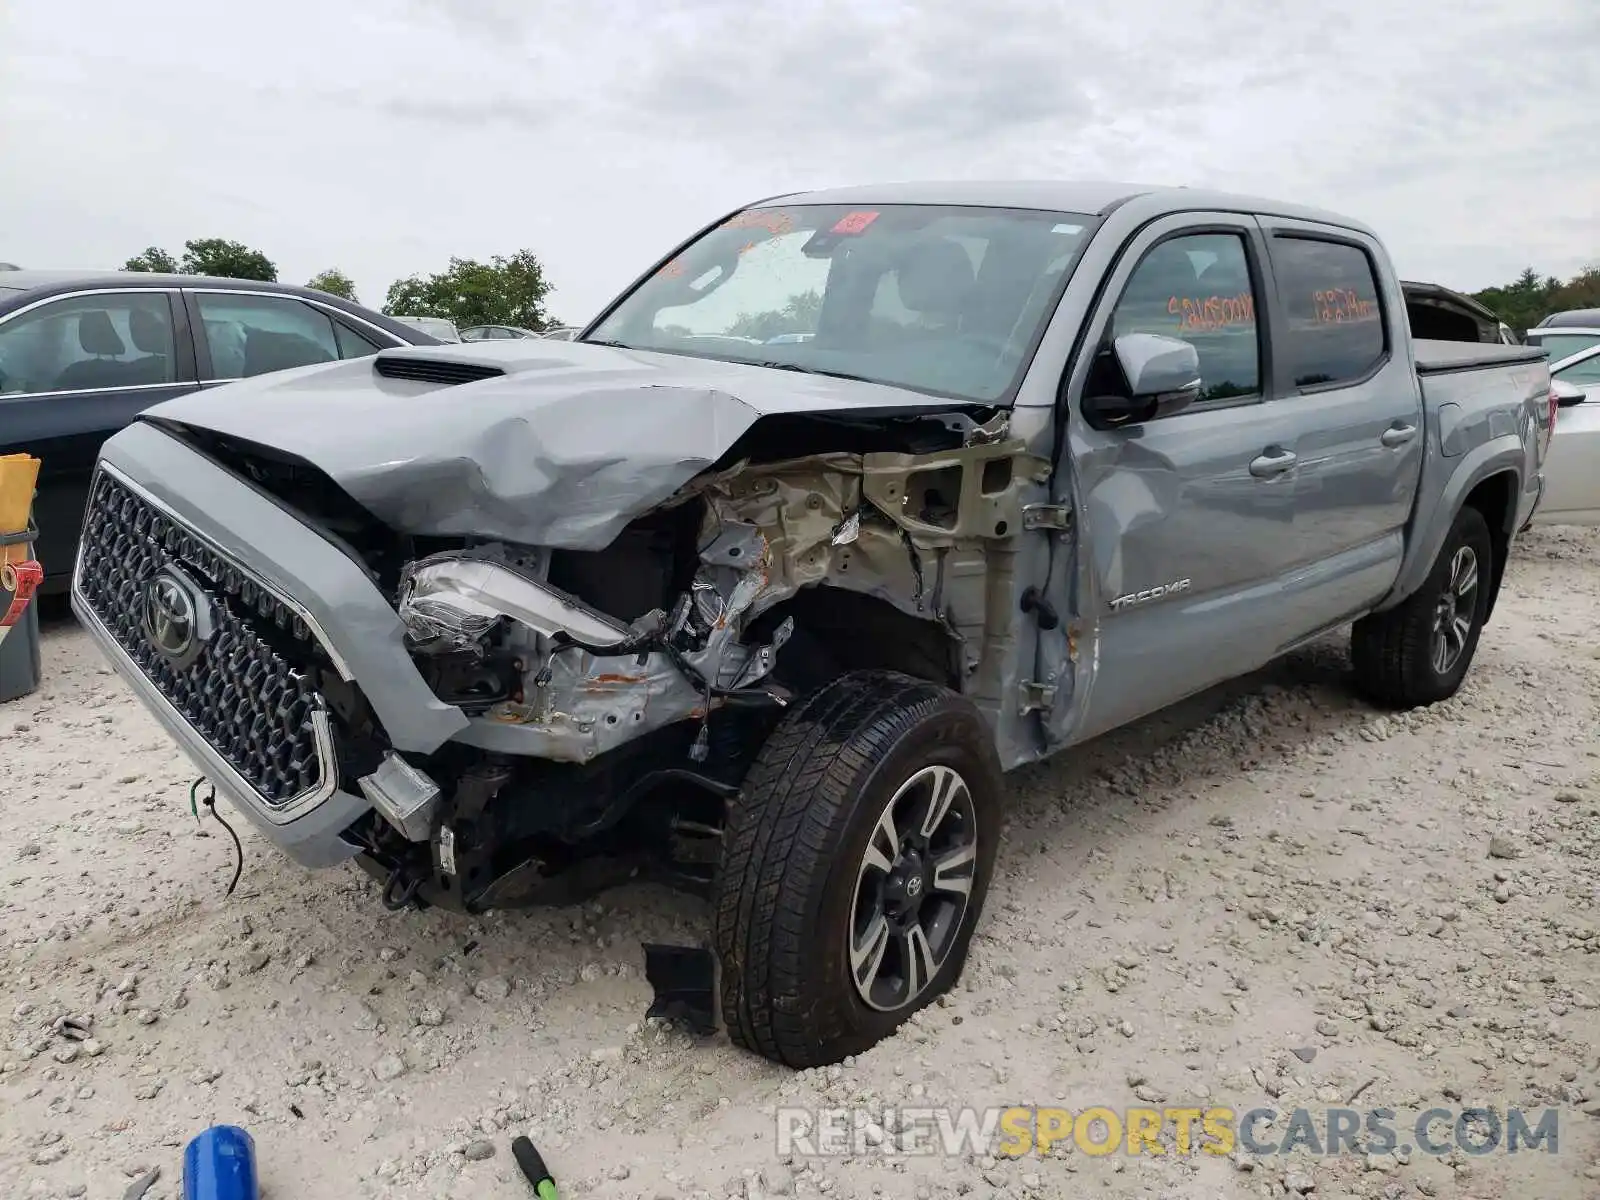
[1350,504,1495,709]
[712,671,1003,1068]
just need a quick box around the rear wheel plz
[1350,504,1494,708]
[712,671,1002,1068]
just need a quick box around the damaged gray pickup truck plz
[73,182,1554,1067]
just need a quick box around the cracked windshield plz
[590,203,1094,402]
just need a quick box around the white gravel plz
[3,526,1599,1199]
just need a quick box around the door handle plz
[1380,423,1418,448]
[1249,448,1297,478]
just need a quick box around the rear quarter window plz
[1271,237,1387,389]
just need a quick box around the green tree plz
[725,289,822,341]
[306,268,357,302]
[1472,264,1600,333]
[178,238,276,281]
[382,250,554,330]
[123,246,179,273]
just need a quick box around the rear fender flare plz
[1379,437,1523,611]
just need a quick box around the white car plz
[460,324,542,341]
[392,315,461,342]
[1533,342,1600,525]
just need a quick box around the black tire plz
[712,670,1003,1068]
[1350,504,1495,709]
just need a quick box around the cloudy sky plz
[2,0,1593,325]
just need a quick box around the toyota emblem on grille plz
[140,567,212,669]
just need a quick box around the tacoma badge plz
[1109,578,1192,612]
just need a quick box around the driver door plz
[1046,213,1307,743]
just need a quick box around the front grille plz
[75,470,332,808]
[373,355,504,386]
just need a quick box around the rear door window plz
[195,293,343,379]
[0,292,179,395]
[1270,237,1387,388]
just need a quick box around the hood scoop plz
[374,355,505,386]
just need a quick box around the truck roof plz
[765,180,1377,236]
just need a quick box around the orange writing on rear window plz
[1168,293,1256,332]
[724,210,795,236]
[1313,289,1377,324]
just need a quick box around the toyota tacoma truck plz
[72,182,1553,1068]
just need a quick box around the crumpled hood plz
[139,341,974,549]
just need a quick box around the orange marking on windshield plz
[724,211,795,236]
[831,211,880,235]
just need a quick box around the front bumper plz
[75,589,368,867]
[70,421,471,868]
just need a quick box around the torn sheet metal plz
[141,341,991,548]
[437,528,790,764]
[683,440,1045,625]
[453,440,1044,762]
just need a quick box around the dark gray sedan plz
[0,270,437,592]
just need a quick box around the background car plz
[539,326,581,341]
[1535,361,1599,526]
[1548,341,1600,391]
[0,270,437,592]
[1525,309,1600,364]
[459,324,541,341]
[392,314,461,342]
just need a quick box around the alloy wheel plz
[1431,545,1479,675]
[848,764,979,1012]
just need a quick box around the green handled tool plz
[511,1136,559,1200]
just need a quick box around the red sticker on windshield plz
[831,211,879,235]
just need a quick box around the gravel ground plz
[3,525,1598,1200]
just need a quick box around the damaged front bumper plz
[70,422,470,867]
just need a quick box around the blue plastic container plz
[182,1125,259,1200]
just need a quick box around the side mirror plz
[1552,378,1587,407]
[1083,333,1204,429]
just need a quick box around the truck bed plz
[1413,339,1545,376]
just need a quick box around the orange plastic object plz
[0,454,40,534]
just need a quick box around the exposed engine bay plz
[400,417,1040,755]
[172,407,1047,913]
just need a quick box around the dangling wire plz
[189,775,243,898]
